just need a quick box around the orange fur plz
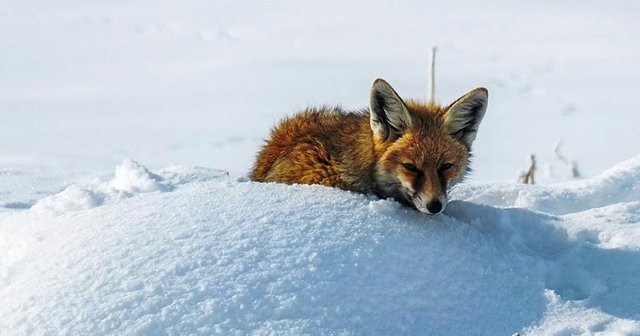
[251,108,378,192]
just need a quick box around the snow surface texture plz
[2,158,640,335]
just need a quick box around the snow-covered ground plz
[2,158,640,335]
[1,0,640,335]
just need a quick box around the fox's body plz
[251,79,488,214]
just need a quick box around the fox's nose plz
[426,200,443,214]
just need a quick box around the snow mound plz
[109,159,170,194]
[2,157,640,335]
[454,156,640,215]
[31,159,227,215]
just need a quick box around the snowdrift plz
[2,157,640,335]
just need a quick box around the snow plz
[453,156,640,216]
[2,158,640,335]
[30,159,171,215]
[1,0,640,334]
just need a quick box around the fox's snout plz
[426,199,443,214]
[413,195,446,215]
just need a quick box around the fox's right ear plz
[369,78,412,141]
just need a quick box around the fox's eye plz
[402,163,419,173]
[439,163,454,172]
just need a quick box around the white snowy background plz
[1,1,639,335]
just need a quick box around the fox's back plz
[251,107,378,191]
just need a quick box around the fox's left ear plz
[443,87,488,147]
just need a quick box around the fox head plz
[369,78,488,214]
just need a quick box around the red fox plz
[251,78,488,214]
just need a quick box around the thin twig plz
[427,46,437,104]
[555,141,581,178]
[518,155,536,184]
